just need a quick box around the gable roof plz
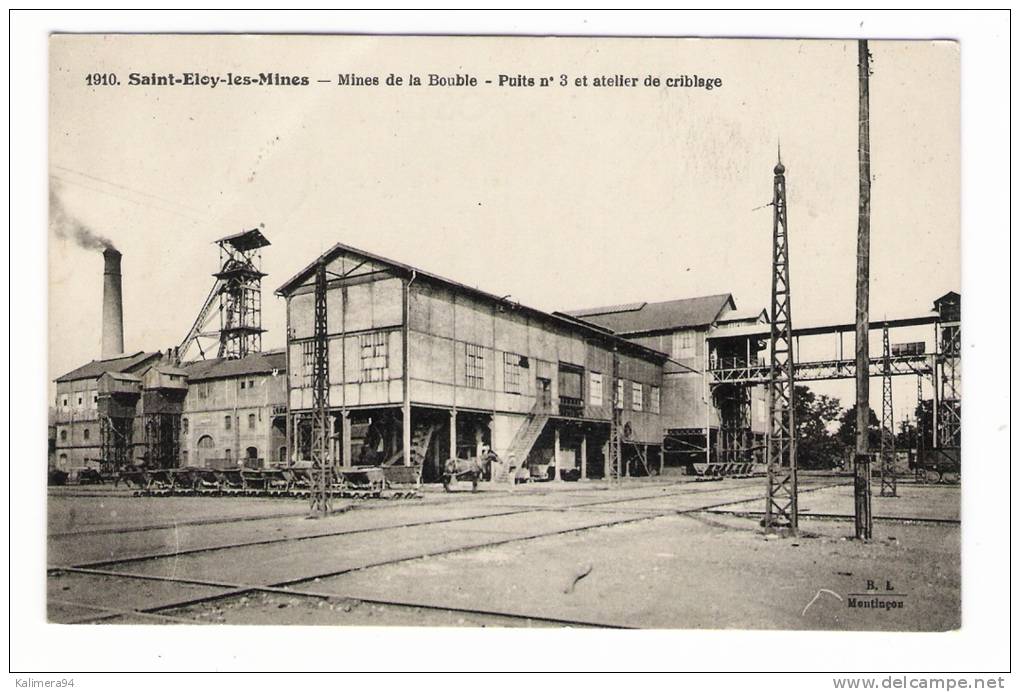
[275,243,668,363]
[716,307,769,325]
[564,294,736,335]
[182,349,287,382]
[55,351,163,383]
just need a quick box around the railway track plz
[50,478,852,626]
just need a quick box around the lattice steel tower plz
[879,325,898,497]
[309,259,334,515]
[216,230,269,359]
[607,348,623,483]
[178,229,270,362]
[764,153,798,534]
[938,321,961,450]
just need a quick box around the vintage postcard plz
[46,34,960,633]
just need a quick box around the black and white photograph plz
[8,9,1012,681]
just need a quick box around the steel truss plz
[99,415,133,474]
[879,326,897,497]
[715,384,754,466]
[309,259,333,515]
[178,229,270,362]
[607,348,622,483]
[144,413,181,470]
[915,374,927,482]
[710,353,931,385]
[765,158,798,534]
[937,321,961,450]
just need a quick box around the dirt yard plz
[47,474,960,630]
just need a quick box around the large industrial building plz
[52,231,772,480]
[276,243,672,482]
[565,297,770,470]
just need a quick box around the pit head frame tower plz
[178,228,270,362]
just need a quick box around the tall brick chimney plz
[102,248,124,358]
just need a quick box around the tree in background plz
[895,419,917,449]
[836,405,882,454]
[793,385,845,469]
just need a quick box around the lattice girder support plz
[879,326,898,497]
[309,259,333,515]
[764,157,798,534]
[937,322,961,450]
[608,348,622,483]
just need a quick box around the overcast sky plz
[48,36,959,418]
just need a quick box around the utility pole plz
[853,39,873,539]
[309,259,332,516]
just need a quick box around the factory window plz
[182,418,188,434]
[465,344,485,389]
[249,379,255,388]
[632,382,644,412]
[360,332,389,382]
[224,415,232,430]
[77,395,83,407]
[650,386,661,414]
[590,373,603,407]
[672,330,696,359]
[503,353,525,394]
[301,341,316,387]
[225,448,232,462]
[615,379,625,410]
[248,413,256,430]
[92,393,98,408]
[240,380,246,389]
[60,395,68,408]
[182,451,189,465]
[83,428,90,441]
[60,429,67,442]
[279,446,287,463]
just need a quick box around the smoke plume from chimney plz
[102,248,125,358]
[49,185,117,252]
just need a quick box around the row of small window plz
[300,332,390,386]
[589,374,661,413]
[194,378,260,398]
[57,428,90,442]
[502,351,660,413]
[181,413,261,434]
[294,336,661,414]
[56,393,98,409]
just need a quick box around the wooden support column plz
[553,426,561,481]
[341,411,352,468]
[580,434,588,481]
[449,409,457,460]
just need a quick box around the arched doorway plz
[196,435,215,467]
[245,446,259,467]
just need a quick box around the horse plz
[441,453,495,492]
